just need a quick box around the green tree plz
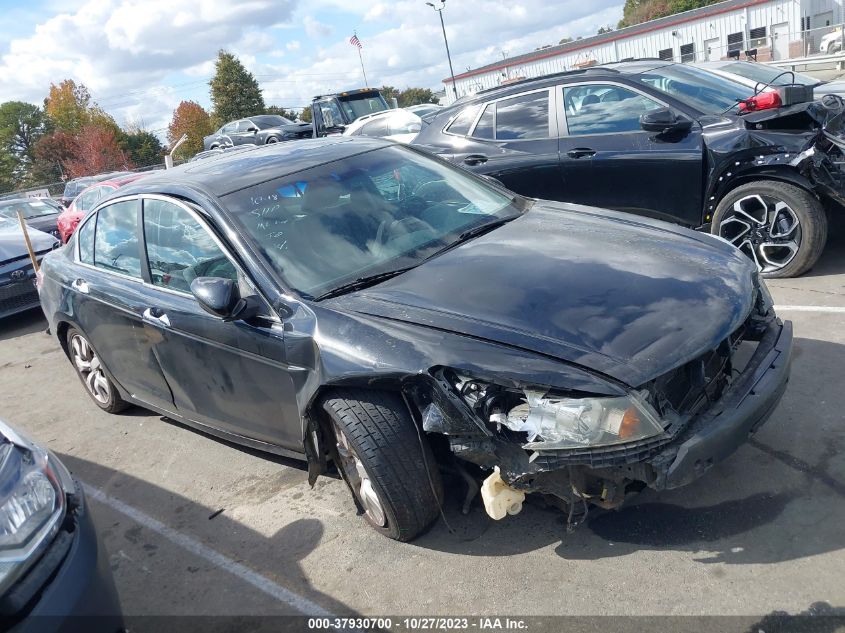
[265,105,299,120]
[0,101,47,190]
[380,85,400,103]
[299,106,312,123]
[209,50,265,123]
[618,0,720,28]
[168,100,214,158]
[397,87,439,107]
[122,130,164,167]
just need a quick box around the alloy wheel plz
[718,194,801,274]
[332,424,386,527]
[70,333,111,405]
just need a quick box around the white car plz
[820,29,844,54]
[342,109,425,144]
[696,60,845,100]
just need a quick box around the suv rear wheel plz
[320,390,442,541]
[712,180,827,278]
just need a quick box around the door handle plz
[463,154,489,166]
[566,148,596,159]
[142,308,171,328]
[72,278,89,294]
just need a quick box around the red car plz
[57,172,157,243]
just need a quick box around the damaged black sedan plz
[38,138,792,541]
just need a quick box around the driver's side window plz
[562,83,663,136]
[142,198,237,293]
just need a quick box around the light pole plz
[426,0,458,100]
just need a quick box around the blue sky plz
[0,0,623,137]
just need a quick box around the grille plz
[0,282,39,315]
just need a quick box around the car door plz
[217,122,237,146]
[138,196,302,450]
[558,82,705,226]
[70,200,175,410]
[448,89,562,200]
[232,119,258,145]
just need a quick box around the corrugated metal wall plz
[446,0,844,104]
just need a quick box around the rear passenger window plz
[472,104,495,139]
[446,105,481,136]
[143,198,236,293]
[77,216,95,265]
[495,91,549,140]
[93,201,142,278]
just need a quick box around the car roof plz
[119,137,393,199]
[446,60,673,107]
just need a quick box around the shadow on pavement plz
[417,337,845,565]
[56,453,358,622]
[0,308,46,343]
[805,231,845,277]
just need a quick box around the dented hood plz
[330,204,757,387]
[0,220,58,263]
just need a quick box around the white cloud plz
[286,40,301,51]
[303,15,332,38]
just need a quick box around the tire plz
[320,390,442,541]
[712,180,827,278]
[66,327,129,414]
[266,137,279,144]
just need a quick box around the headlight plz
[443,370,665,451]
[504,390,665,450]
[0,420,66,595]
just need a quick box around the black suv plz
[413,60,845,278]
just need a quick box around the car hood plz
[0,222,58,262]
[329,203,756,387]
[266,123,312,135]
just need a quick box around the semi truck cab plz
[311,88,391,137]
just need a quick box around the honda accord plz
[38,138,792,541]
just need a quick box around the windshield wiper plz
[421,216,517,262]
[315,266,416,301]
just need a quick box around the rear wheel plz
[66,327,128,413]
[321,390,442,541]
[712,180,827,278]
[266,137,279,144]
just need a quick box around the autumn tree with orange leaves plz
[168,101,214,159]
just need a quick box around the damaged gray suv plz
[38,138,792,541]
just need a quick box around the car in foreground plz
[695,60,845,100]
[1,217,58,319]
[0,419,122,632]
[57,172,158,243]
[342,108,425,143]
[39,138,792,541]
[412,60,844,278]
[0,198,63,239]
[203,115,312,150]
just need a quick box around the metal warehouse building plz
[442,0,845,104]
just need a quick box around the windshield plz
[632,63,754,114]
[221,145,523,298]
[251,115,294,129]
[716,62,819,87]
[0,199,60,219]
[338,94,390,122]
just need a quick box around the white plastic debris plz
[480,466,525,520]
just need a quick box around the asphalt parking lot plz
[1,234,844,625]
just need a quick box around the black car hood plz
[330,203,756,387]
[267,123,312,136]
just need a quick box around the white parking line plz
[81,482,333,617]
[775,305,845,313]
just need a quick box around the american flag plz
[350,34,362,49]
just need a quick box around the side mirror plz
[640,108,692,135]
[191,277,248,321]
[247,126,259,133]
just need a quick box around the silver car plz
[695,60,845,100]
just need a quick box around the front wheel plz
[712,181,827,278]
[321,390,442,541]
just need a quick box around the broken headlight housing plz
[0,420,68,596]
[445,371,665,451]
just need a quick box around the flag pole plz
[358,46,368,86]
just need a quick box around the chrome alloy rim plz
[333,425,386,527]
[719,194,801,273]
[70,334,111,404]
